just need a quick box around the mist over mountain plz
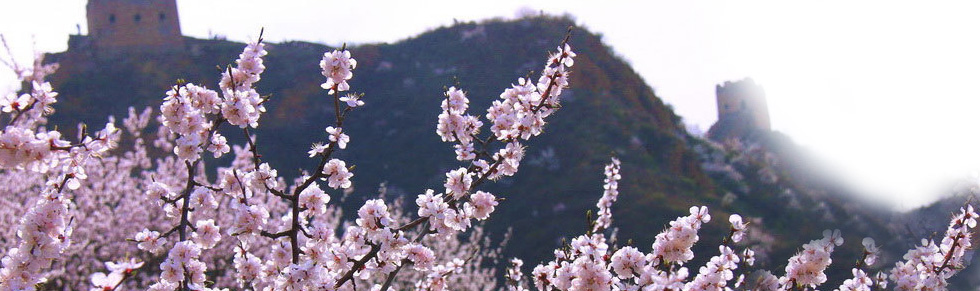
[40,15,971,287]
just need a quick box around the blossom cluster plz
[889,205,977,290]
[320,49,357,94]
[593,157,621,233]
[438,42,575,181]
[152,241,209,290]
[780,229,844,288]
[0,50,120,290]
[160,39,268,163]
[0,181,76,290]
[0,106,171,290]
[89,259,144,291]
[143,38,274,291]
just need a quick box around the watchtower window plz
[159,13,166,21]
[109,14,116,24]
[134,14,141,23]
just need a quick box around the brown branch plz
[379,259,408,291]
[243,127,261,169]
[284,83,350,263]
[260,229,290,239]
[397,217,426,232]
[377,222,431,291]
[160,225,181,239]
[268,187,292,200]
[107,264,144,291]
[935,233,965,273]
[6,99,38,126]
[334,243,381,288]
[177,160,198,242]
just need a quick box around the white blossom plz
[320,49,357,93]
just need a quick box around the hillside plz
[44,15,914,286]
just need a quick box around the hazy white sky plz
[3,0,980,209]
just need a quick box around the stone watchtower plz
[707,78,771,141]
[86,0,183,51]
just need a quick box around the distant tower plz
[86,0,183,51]
[707,78,771,140]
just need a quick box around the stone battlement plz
[715,78,770,131]
[85,0,183,52]
[708,78,771,141]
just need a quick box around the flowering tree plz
[0,28,976,291]
[0,40,121,290]
[0,28,574,290]
[506,157,977,291]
